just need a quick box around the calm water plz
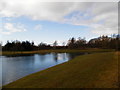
[0,52,87,86]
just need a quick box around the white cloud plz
[64,2,118,35]
[1,23,27,35]
[34,24,42,30]
[90,24,118,35]
[0,1,97,21]
[0,1,118,35]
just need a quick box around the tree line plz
[1,34,120,51]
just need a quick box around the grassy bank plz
[3,52,119,88]
[1,49,114,56]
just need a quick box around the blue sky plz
[0,1,118,45]
[2,16,97,45]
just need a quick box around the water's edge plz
[1,52,88,86]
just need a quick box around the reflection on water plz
[52,53,67,62]
[0,52,87,86]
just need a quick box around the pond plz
[0,52,88,86]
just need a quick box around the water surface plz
[0,52,87,86]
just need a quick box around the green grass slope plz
[3,52,119,88]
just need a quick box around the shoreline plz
[3,51,119,88]
[1,49,115,56]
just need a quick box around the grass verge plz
[3,52,119,88]
[1,49,115,56]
